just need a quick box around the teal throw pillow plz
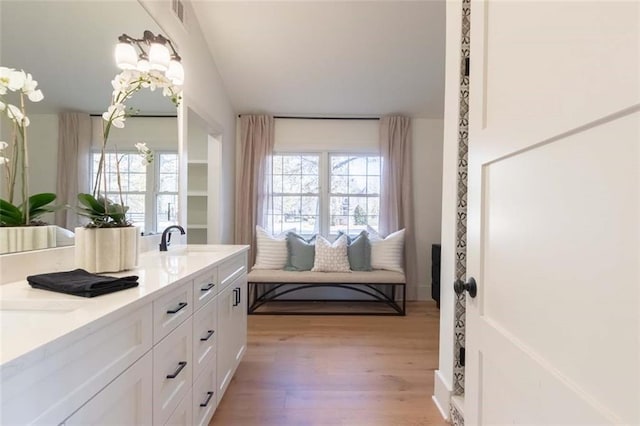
[285,232,316,271]
[338,230,372,271]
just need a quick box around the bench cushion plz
[247,269,405,284]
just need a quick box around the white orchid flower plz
[135,142,153,165]
[0,67,13,94]
[7,69,26,91]
[27,89,43,102]
[0,141,7,150]
[103,103,126,128]
[6,103,29,126]
[20,74,44,102]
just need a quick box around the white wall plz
[412,118,444,300]
[433,0,463,419]
[91,116,178,151]
[139,0,237,244]
[274,118,378,152]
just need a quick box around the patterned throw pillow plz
[367,226,405,273]
[253,226,293,270]
[311,234,351,272]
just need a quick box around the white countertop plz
[0,245,249,373]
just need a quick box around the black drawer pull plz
[166,302,188,314]
[236,287,241,305]
[166,361,187,379]
[200,329,215,342]
[232,288,238,307]
[200,391,214,407]
[201,283,215,292]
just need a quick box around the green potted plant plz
[74,69,180,272]
[0,67,58,254]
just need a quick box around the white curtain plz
[55,112,91,229]
[235,115,275,265]
[379,116,417,300]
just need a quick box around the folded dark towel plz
[27,269,139,298]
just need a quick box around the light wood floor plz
[210,301,448,426]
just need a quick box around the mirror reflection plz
[0,1,179,254]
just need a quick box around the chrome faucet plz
[159,225,186,251]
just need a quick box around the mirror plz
[0,1,179,254]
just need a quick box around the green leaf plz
[78,193,105,213]
[26,193,56,211]
[0,199,23,226]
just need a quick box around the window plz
[91,151,178,234]
[329,155,380,235]
[266,153,380,236]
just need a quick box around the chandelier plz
[115,30,184,85]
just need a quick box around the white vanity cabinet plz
[0,246,248,426]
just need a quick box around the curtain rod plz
[89,114,177,118]
[237,115,380,121]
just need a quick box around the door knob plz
[454,277,477,298]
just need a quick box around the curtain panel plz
[234,115,275,265]
[55,112,91,229]
[379,116,417,300]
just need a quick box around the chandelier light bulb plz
[148,43,170,72]
[115,42,137,70]
[166,59,185,86]
[137,58,151,72]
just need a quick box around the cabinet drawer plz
[63,352,153,425]
[0,304,152,425]
[192,356,217,426]
[218,253,247,291]
[153,280,193,343]
[165,389,193,426]
[193,269,218,311]
[193,297,217,381]
[153,317,193,426]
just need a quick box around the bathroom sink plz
[163,245,227,255]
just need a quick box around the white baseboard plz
[433,369,452,421]
[417,285,431,301]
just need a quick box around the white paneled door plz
[464,1,639,424]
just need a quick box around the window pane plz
[300,196,318,215]
[160,154,178,173]
[331,156,349,175]
[272,175,283,193]
[367,198,380,217]
[350,157,367,175]
[330,215,349,234]
[282,174,301,193]
[159,173,177,192]
[367,156,381,174]
[367,175,380,194]
[300,216,317,235]
[130,173,146,192]
[301,175,319,193]
[283,196,300,222]
[331,175,348,194]
[301,156,319,175]
[330,196,347,216]
[282,155,301,174]
[157,194,178,232]
[272,155,283,174]
[348,176,367,194]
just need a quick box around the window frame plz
[268,151,380,238]
[90,149,179,234]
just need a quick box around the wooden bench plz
[247,269,406,316]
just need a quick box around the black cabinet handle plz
[166,302,188,314]
[232,288,239,307]
[201,283,215,292]
[200,329,215,342]
[236,287,241,305]
[200,391,214,408]
[166,361,187,379]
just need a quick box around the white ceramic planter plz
[74,226,140,273]
[0,225,57,254]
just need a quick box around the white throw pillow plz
[253,226,293,270]
[368,227,405,273]
[311,234,351,272]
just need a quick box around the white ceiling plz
[192,1,445,118]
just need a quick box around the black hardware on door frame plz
[454,277,477,298]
